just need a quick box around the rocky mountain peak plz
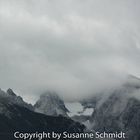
[0,88,33,112]
[34,91,69,117]
[7,88,16,97]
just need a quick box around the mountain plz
[89,75,140,140]
[91,92,140,140]
[1,74,140,140]
[0,88,33,111]
[34,92,69,117]
[0,89,85,140]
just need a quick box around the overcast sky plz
[0,0,140,103]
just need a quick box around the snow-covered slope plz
[65,102,93,117]
[65,102,94,128]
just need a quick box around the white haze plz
[0,0,140,103]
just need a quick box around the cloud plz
[0,0,140,103]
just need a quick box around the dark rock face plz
[91,91,140,140]
[0,105,85,140]
[0,88,34,111]
[121,98,140,140]
[34,92,69,117]
[0,90,85,140]
[71,115,91,128]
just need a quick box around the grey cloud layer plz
[0,0,140,103]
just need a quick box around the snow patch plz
[65,102,93,117]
